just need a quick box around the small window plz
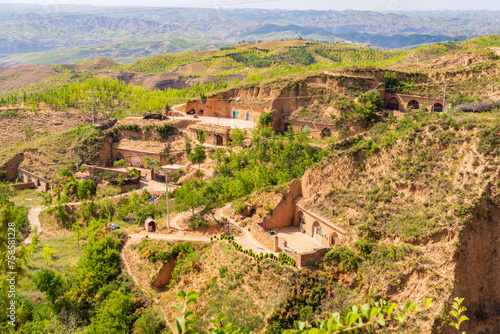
[313,222,322,236]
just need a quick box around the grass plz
[20,236,86,299]
[10,188,44,209]
[0,124,106,180]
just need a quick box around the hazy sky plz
[1,0,499,11]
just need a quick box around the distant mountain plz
[0,5,499,65]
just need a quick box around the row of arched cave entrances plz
[387,98,443,112]
[198,130,223,146]
[18,170,51,191]
[282,123,332,138]
[187,109,204,115]
[298,211,338,246]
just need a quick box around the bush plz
[118,124,140,131]
[258,112,273,126]
[324,246,362,270]
[155,123,178,139]
[133,308,165,334]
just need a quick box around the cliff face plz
[451,193,500,334]
[296,112,500,333]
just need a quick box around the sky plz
[0,0,499,11]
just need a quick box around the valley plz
[1,33,500,334]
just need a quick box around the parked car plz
[108,223,120,230]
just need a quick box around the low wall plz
[249,222,278,252]
[83,164,128,177]
[12,182,35,190]
[284,247,329,267]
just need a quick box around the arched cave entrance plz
[407,100,420,110]
[187,109,195,115]
[37,179,41,187]
[433,103,443,113]
[283,123,292,133]
[313,221,322,237]
[215,134,223,146]
[322,128,332,138]
[330,232,338,246]
[298,211,306,232]
[199,109,204,116]
[145,218,157,232]
[387,97,399,110]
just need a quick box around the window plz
[313,222,322,236]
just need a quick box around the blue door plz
[246,113,249,120]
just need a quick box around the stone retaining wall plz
[249,222,279,252]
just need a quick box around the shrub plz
[324,246,362,270]
[118,124,140,131]
[155,124,178,139]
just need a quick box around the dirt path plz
[24,206,44,245]
[121,236,177,333]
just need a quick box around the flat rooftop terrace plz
[274,226,324,253]
[173,115,256,129]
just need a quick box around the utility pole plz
[227,204,232,237]
[91,89,94,125]
[161,164,182,230]
[170,97,173,120]
[165,170,170,230]
[443,81,447,112]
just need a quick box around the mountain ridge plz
[1,5,500,65]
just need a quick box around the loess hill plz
[1,36,500,333]
[289,111,500,333]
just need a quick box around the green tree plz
[258,112,273,127]
[175,179,205,215]
[113,159,127,168]
[23,124,35,141]
[197,130,207,144]
[133,308,165,334]
[49,203,74,226]
[81,200,99,224]
[231,128,246,147]
[72,221,83,246]
[185,137,192,157]
[77,179,97,200]
[43,246,55,265]
[99,197,116,223]
[33,269,64,303]
[87,291,137,334]
[189,145,206,170]
[144,157,161,171]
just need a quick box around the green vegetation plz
[175,126,326,213]
[0,76,229,114]
[155,123,178,139]
[217,234,297,267]
[116,190,167,225]
[0,124,107,180]
[172,288,434,334]
[11,227,158,333]
[3,33,500,334]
